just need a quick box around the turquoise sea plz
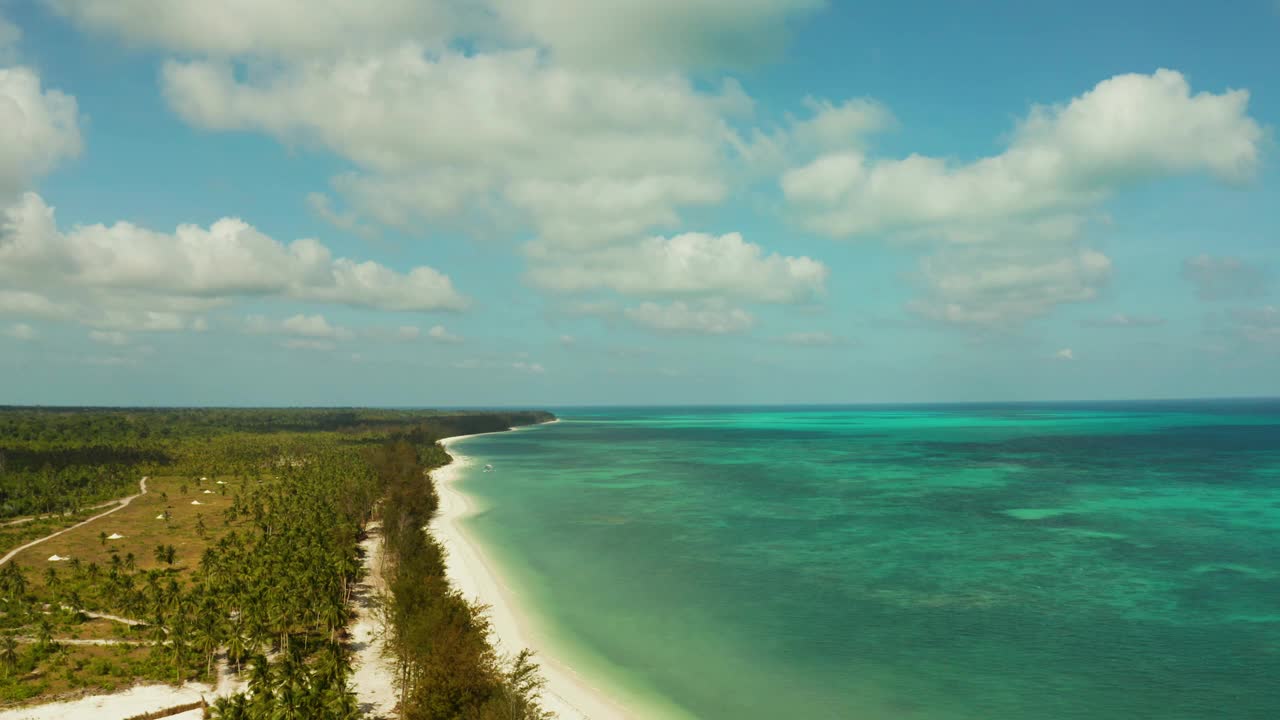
[450,403,1280,720]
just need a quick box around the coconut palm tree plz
[35,617,53,651]
[0,633,18,677]
[224,621,248,675]
[191,610,221,678]
[247,653,274,715]
[206,695,248,720]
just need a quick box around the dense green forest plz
[0,407,556,719]
[0,407,553,519]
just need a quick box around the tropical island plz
[0,407,557,720]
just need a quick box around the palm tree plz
[0,633,18,677]
[35,617,53,651]
[270,597,293,653]
[247,653,273,714]
[224,622,248,675]
[191,609,221,678]
[321,685,360,720]
[0,561,26,598]
[312,641,348,690]
[318,597,348,644]
[147,619,168,646]
[207,694,250,720]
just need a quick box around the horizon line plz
[3,395,1279,411]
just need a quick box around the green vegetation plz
[375,441,552,720]
[0,407,552,520]
[0,407,555,718]
[0,510,99,555]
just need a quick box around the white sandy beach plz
[0,667,241,720]
[433,426,635,720]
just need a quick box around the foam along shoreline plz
[433,423,634,720]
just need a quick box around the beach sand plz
[351,520,398,718]
[433,428,634,720]
[0,666,242,720]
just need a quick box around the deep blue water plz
[452,402,1280,719]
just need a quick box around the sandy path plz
[57,605,144,627]
[431,427,639,720]
[351,521,397,719]
[1,499,125,528]
[12,635,154,648]
[78,610,144,626]
[14,638,154,646]
[0,478,148,567]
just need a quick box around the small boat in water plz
[483,464,494,472]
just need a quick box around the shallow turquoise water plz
[452,402,1280,719]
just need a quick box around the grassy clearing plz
[0,511,103,555]
[12,475,245,593]
[0,641,171,706]
[0,476,247,707]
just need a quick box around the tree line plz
[373,440,552,720]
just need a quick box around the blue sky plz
[1,0,1277,406]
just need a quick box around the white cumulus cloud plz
[88,330,129,345]
[499,0,822,70]
[281,313,353,340]
[428,325,462,343]
[50,0,818,70]
[160,48,738,247]
[911,244,1112,327]
[526,231,827,303]
[0,193,467,328]
[783,70,1263,238]
[624,300,755,335]
[0,67,82,202]
[1216,306,1280,351]
[1081,313,1166,328]
[45,0,468,58]
[246,313,353,341]
[1182,255,1269,301]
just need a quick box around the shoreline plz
[431,422,636,720]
